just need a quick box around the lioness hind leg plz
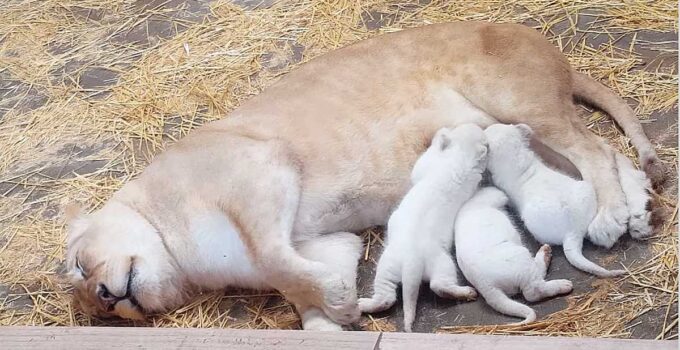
[295,232,363,331]
[451,63,630,248]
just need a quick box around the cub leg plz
[533,244,552,278]
[522,245,573,302]
[428,252,477,301]
[522,280,574,303]
[358,248,400,314]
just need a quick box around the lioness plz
[65,22,664,330]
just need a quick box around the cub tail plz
[479,285,536,324]
[563,232,626,277]
[401,258,425,332]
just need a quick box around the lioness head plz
[64,201,186,320]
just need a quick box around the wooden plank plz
[0,327,675,350]
[0,327,379,350]
[379,332,676,350]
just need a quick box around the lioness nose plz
[97,284,122,311]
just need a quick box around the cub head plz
[411,124,488,183]
[484,123,533,151]
[64,201,186,321]
[484,124,533,176]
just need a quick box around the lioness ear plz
[64,203,83,222]
[64,203,88,244]
[516,124,533,139]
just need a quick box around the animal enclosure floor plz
[0,0,676,340]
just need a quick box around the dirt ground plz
[0,0,677,339]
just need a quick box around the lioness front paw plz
[616,153,657,240]
[628,200,653,240]
[301,309,344,331]
[587,205,628,249]
[319,275,360,325]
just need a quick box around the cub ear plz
[476,143,488,160]
[438,133,452,151]
[432,128,452,151]
[516,124,534,139]
[64,203,88,244]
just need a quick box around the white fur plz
[358,124,486,332]
[185,212,267,290]
[295,232,363,331]
[66,201,184,314]
[455,187,573,324]
[614,153,654,240]
[485,124,626,277]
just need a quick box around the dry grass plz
[0,0,676,338]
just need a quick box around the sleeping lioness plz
[65,22,664,330]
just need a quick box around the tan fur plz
[65,22,663,325]
[530,137,582,180]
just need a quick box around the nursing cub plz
[455,187,573,323]
[484,124,626,277]
[358,124,485,332]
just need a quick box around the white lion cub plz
[358,124,486,332]
[455,186,573,323]
[484,124,625,277]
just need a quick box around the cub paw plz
[553,279,574,294]
[436,285,477,301]
[358,297,394,314]
[538,244,552,266]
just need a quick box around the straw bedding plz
[0,0,676,338]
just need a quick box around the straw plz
[0,0,676,338]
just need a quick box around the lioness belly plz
[292,87,495,236]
